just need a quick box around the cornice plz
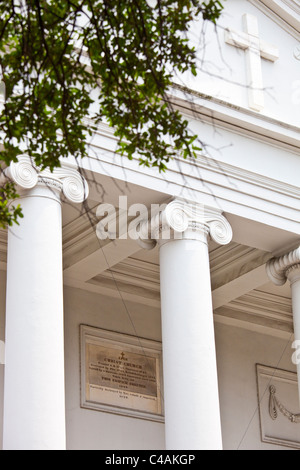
[229,289,292,322]
[91,94,300,155]
[63,228,270,299]
[62,211,101,269]
[248,0,300,36]
[82,108,300,243]
[210,242,272,290]
[215,289,293,334]
[169,86,300,154]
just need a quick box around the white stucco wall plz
[63,286,297,451]
[0,271,299,450]
[0,280,297,450]
[183,0,300,127]
[63,286,165,450]
[0,183,297,447]
[215,323,296,450]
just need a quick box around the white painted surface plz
[63,286,165,450]
[0,0,298,451]
[0,279,297,450]
[160,238,223,450]
[184,0,300,126]
[224,13,279,111]
[216,322,296,450]
[0,271,5,450]
[62,286,297,450]
[3,185,66,450]
[288,268,300,403]
[80,113,300,238]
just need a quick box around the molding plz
[80,325,164,422]
[215,289,293,334]
[61,213,294,337]
[210,242,271,290]
[287,263,300,284]
[84,149,300,236]
[88,272,160,303]
[62,208,102,270]
[91,138,300,210]
[214,313,292,339]
[90,97,300,155]
[169,86,300,153]
[61,213,291,337]
[212,264,269,310]
[248,0,300,37]
[65,243,291,336]
[63,205,141,271]
[223,289,292,326]
[65,269,293,338]
[83,112,300,236]
[87,257,160,302]
[64,275,162,309]
[257,365,300,450]
[266,246,300,285]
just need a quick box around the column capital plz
[266,246,300,286]
[4,155,88,203]
[138,198,233,250]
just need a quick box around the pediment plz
[182,0,300,127]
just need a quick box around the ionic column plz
[2,156,88,450]
[267,247,300,396]
[139,199,233,450]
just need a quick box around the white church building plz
[0,0,299,450]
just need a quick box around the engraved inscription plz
[87,344,157,397]
[81,328,163,421]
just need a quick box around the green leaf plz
[0,0,224,227]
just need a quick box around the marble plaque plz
[80,325,164,421]
[256,364,300,449]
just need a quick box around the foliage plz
[0,180,23,228]
[0,0,224,227]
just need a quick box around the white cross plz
[225,14,279,112]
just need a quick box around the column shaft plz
[289,269,300,397]
[3,185,66,450]
[160,238,223,450]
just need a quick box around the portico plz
[0,0,299,451]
